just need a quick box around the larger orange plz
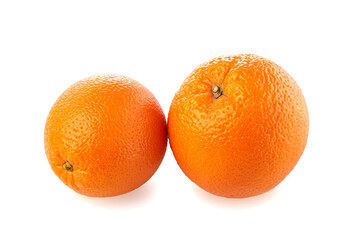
[44,74,167,197]
[168,54,309,198]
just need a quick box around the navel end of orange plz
[62,161,73,172]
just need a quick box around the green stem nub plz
[212,84,224,99]
[62,161,73,172]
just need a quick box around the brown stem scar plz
[212,84,224,99]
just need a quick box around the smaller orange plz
[44,74,167,197]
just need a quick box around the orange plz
[44,74,167,197]
[168,54,309,198]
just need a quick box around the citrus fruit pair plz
[44,54,309,198]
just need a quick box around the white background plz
[1,0,359,239]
